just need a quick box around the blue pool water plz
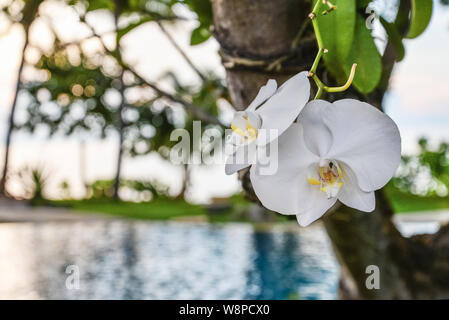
[0,221,339,299]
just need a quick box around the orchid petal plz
[225,157,250,175]
[250,123,319,214]
[298,100,333,157]
[324,99,401,192]
[296,195,337,227]
[231,112,247,130]
[337,163,375,212]
[256,72,310,145]
[247,79,278,111]
[225,143,255,175]
[247,111,262,129]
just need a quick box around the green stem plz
[309,48,324,75]
[308,0,356,99]
[312,74,325,99]
[308,1,326,98]
[325,63,357,93]
[310,0,324,49]
[315,86,324,100]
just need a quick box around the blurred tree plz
[159,70,227,198]
[0,0,44,196]
[111,0,126,199]
[393,138,449,196]
[86,178,169,200]
[210,0,449,299]
[17,0,227,200]
[418,139,449,191]
[60,180,71,199]
[14,165,49,203]
[19,35,179,199]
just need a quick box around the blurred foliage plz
[86,178,169,199]
[14,166,49,202]
[19,46,178,157]
[16,0,228,161]
[419,138,449,190]
[160,71,228,161]
[183,0,213,45]
[0,0,43,29]
[60,180,71,199]
[391,138,449,197]
[22,49,116,137]
[69,0,212,44]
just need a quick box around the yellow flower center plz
[231,117,258,143]
[307,161,343,198]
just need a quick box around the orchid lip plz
[307,160,343,199]
[230,112,261,144]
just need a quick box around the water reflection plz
[0,221,339,300]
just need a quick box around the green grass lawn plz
[49,198,208,220]
[43,187,449,223]
[385,185,449,213]
[46,195,290,223]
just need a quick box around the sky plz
[0,0,448,202]
[384,1,449,150]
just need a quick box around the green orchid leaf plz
[406,0,433,39]
[344,14,382,93]
[315,0,356,77]
[356,0,372,9]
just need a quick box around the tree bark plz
[211,0,449,299]
[212,0,315,111]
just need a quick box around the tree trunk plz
[0,37,28,196]
[178,164,190,199]
[0,0,43,196]
[79,139,87,197]
[211,0,449,299]
[212,0,314,110]
[112,0,126,201]
[113,98,124,200]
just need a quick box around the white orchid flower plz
[250,99,401,226]
[225,71,310,175]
